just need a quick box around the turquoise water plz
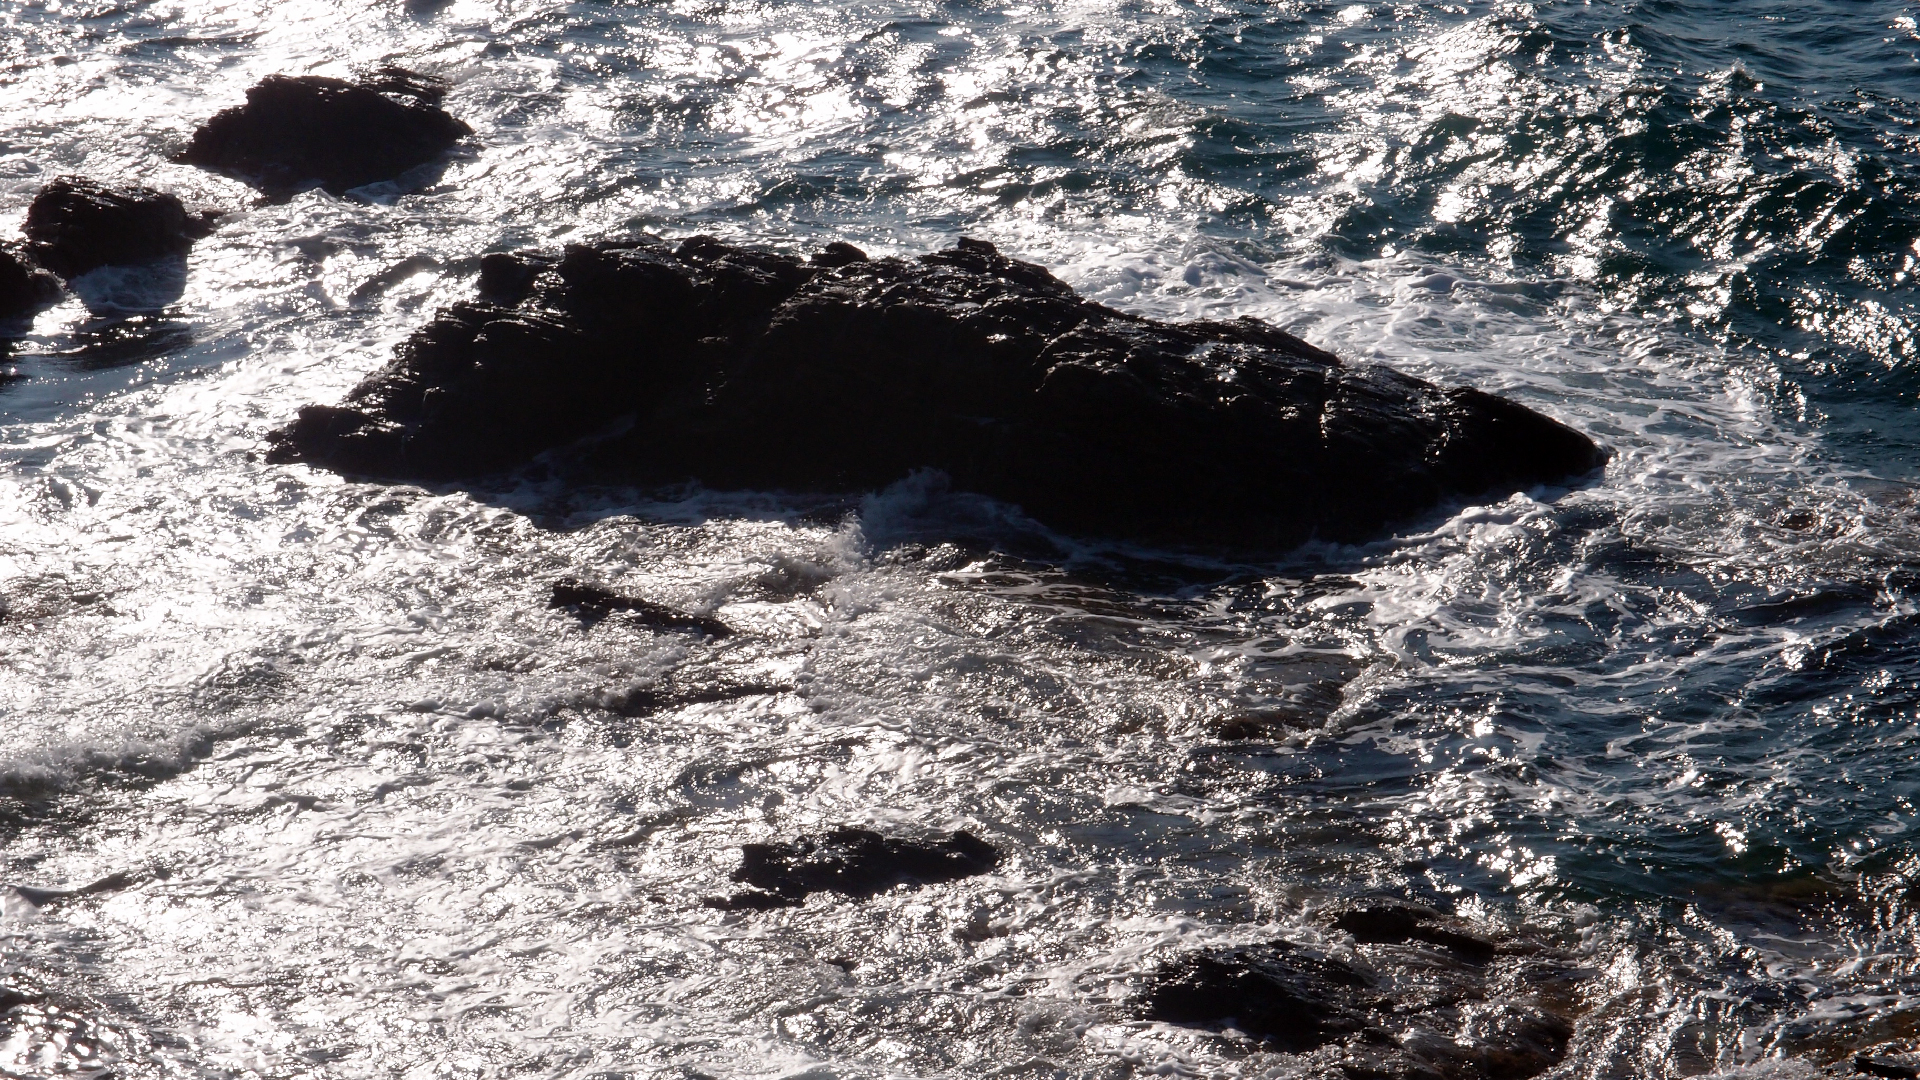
[0,1,1918,1076]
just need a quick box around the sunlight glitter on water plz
[2,0,1920,1076]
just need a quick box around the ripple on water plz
[2,0,1920,1077]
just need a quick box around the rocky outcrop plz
[23,178,217,278]
[0,247,60,320]
[268,236,1607,550]
[1142,938,1576,1079]
[707,828,1000,909]
[178,68,470,196]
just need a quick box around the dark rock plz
[178,70,470,196]
[10,869,142,908]
[1209,709,1314,740]
[595,676,785,718]
[22,177,215,279]
[1143,941,1376,1052]
[707,827,1000,909]
[477,251,550,304]
[267,235,1608,551]
[812,241,868,267]
[1331,903,1497,961]
[548,578,732,637]
[0,247,61,320]
[1141,939,1574,1080]
[1859,1055,1920,1080]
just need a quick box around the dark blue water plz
[0,1,1917,1076]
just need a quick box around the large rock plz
[178,68,470,196]
[0,247,60,320]
[23,177,215,278]
[267,236,1607,550]
[1142,939,1576,1079]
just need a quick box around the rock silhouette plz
[0,248,60,320]
[179,68,470,196]
[1142,939,1575,1079]
[708,828,1000,909]
[23,178,216,279]
[1143,942,1375,1053]
[1330,902,1497,961]
[547,578,732,637]
[268,236,1608,551]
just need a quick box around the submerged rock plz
[548,578,732,637]
[708,827,1000,909]
[178,68,470,196]
[1143,942,1375,1053]
[268,236,1608,550]
[1330,902,1497,961]
[0,247,60,320]
[8,870,143,909]
[1141,938,1575,1080]
[23,178,217,279]
[1857,1053,1920,1079]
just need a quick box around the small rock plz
[1330,902,1497,961]
[812,241,868,267]
[0,246,61,320]
[23,177,215,279]
[1858,1054,1920,1080]
[1209,709,1314,741]
[477,251,550,304]
[178,69,471,196]
[1142,941,1375,1052]
[9,869,143,908]
[548,578,732,637]
[707,827,1000,909]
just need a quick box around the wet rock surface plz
[547,578,733,637]
[708,828,1001,909]
[1331,902,1498,961]
[178,68,470,196]
[8,869,142,909]
[1141,934,1579,1080]
[22,178,216,279]
[0,246,61,320]
[268,236,1607,551]
[1143,942,1374,1054]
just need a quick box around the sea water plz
[0,1,1917,1076]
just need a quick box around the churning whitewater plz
[2,1,1919,1077]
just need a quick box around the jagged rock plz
[178,67,470,195]
[548,578,732,637]
[0,247,60,320]
[268,236,1608,551]
[22,178,216,278]
[1141,938,1575,1080]
[707,828,1000,909]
